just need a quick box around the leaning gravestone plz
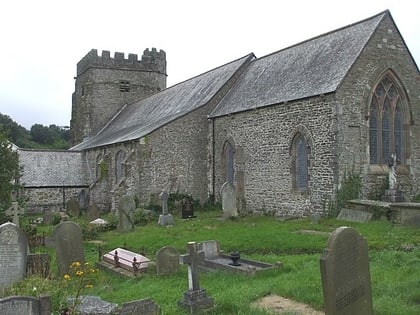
[66,197,80,218]
[53,221,85,277]
[320,226,373,315]
[0,222,28,290]
[221,182,238,218]
[117,196,135,231]
[155,246,180,275]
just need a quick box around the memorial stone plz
[320,226,373,315]
[158,190,174,226]
[0,295,51,315]
[87,203,101,221]
[66,197,80,217]
[0,222,28,290]
[5,201,25,226]
[53,221,85,276]
[116,298,160,315]
[155,246,180,275]
[117,196,135,231]
[221,182,238,218]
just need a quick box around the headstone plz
[198,240,220,259]
[221,182,238,218]
[0,295,51,315]
[116,298,160,315]
[43,210,54,225]
[337,209,373,223]
[311,213,321,224]
[87,203,101,221]
[70,295,117,315]
[320,226,373,315]
[179,242,214,313]
[181,199,196,219]
[5,201,25,226]
[117,196,135,231]
[78,189,89,211]
[53,221,85,276]
[158,190,174,226]
[155,246,180,275]
[66,197,80,217]
[0,222,28,290]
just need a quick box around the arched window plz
[95,154,103,179]
[115,150,126,183]
[223,141,235,185]
[369,75,404,164]
[291,133,310,191]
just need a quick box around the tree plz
[0,132,21,212]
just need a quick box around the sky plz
[0,0,419,130]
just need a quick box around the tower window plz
[119,81,130,92]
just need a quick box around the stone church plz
[18,10,420,217]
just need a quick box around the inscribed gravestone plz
[87,203,101,221]
[66,197,80,217]
[156,246,180,275]
[0,222,28,290]
[117,196,135,231]
[320,226,373,315]
[54,221,85,276]
[221,182,238,218]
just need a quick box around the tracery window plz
[115,150,126,183]
[369,75,404,164]
[291,133,310,191]
[223,141,235,185]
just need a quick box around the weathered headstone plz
[320,227,373,315]
[198,240,220,259]
[116,298,160,315]
[0,295,51,315]
[181,199,196,219]
[5,201,25,226]
[0,222,28,290]
[158,190,174,226]
[87,203,101,222]
[179,241,214,313]
[117,196,135,231]
[43,210,54,225]
[221,182,238,218]
[155,246,180,275]
[337,209,373,223]
[70,295,117,315]
[66,197,80,218]
[53,221,85,277]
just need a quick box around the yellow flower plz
[64,274,71,280]
[71,261,81,268]
[75,270,84,276]
[85,284,93,288]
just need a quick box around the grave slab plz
[100,248,151,277]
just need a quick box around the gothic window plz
[119,81,130,92]
[291,133,310,191]
[369,75,404,164]
[115,150,126,183]
[223,141,235,185]
[95,154,103,179]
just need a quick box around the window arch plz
[369,74,406,164]
[115,150,126,183]
[291,133,310,191]
[223,141,235,185]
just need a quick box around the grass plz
[6,210,420,314]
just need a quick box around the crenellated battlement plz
[77,48,166,76]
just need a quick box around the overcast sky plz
[1,0,419,129]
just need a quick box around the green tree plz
[0,132,21,213]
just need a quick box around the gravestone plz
[179,241,214,313]
[0,295,51,315]
[53,221,85,276]
[43,210,54,225]
[117,196,135,232]
[320,226,373,315]
[0,222,28,291]
[181,199,196,219]
[337,209,373,223]
[5,201,25,226]
[87,203,101,221]
[198,240,220,259]
[116,298,160,315]
[155,246,180,275]
[158,190,174,226]
[66,197,80,217]
[221,182,238,218]
[70,295,117,315]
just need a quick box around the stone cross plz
[5,201,25,227]
[179,242,204,291]
[159,190,169,215]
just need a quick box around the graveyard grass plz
[7,210,420,314]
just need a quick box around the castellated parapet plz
[77,48,167,76]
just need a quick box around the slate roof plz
[19,149,88,187]
[71,54,254,150]
[209,11,388,118]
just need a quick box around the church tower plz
[70,48,167,145]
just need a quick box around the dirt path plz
[252,294,324,314]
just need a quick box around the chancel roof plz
[209,11,388,118]
[19,149,88,187]
[71,54,254,150]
